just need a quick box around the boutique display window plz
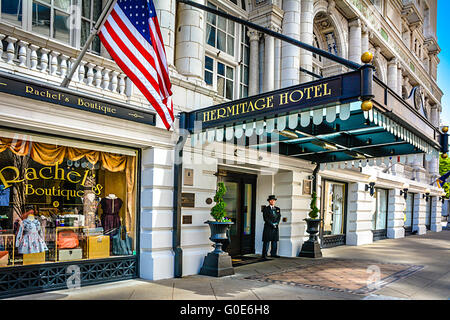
[0,131,137,267]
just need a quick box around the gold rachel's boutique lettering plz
[0,164,93,189]
[77,98,117,115]
[25,86,64,101]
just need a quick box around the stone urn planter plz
[298,218,323,258]
[199,182,235,277]
[199,221,235,277]
[298,192,323,258]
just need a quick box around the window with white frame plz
[204,55,234,100]
[32,0,72,44]
[1,0,23,26]
[239,25,249,98]
[0,0,104,55]
[204,0,249,100]
[206,1,235,57]
[81,0,102,54]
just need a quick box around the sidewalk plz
[6,230,450,300]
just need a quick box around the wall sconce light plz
[423,188,431,202]
[400,183,409,200]
[439,191,447,203]
[365,175,377,197]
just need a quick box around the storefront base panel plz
[182,247,212,277]
[0,256,137,299]
[321,235,346,248]
[372,230,388,241]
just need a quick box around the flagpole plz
[61,0,118,88]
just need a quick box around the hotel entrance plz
[219,171,257,257]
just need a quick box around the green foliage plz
[439,154,450,198]
[308,192,320,219]
[210,182,228,222]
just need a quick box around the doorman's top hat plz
[267,195,277,201]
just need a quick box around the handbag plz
[111,225,132,256]
[0,251,8,266]
[58,230,79,249]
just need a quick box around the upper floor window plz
[369,0,383,13]
[1,0,23,26]
[0,0,103,55]
[32,0,71,44]
[81,0,101,54]
[239,25,249,98]
[206,1,235,56]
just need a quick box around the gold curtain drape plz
[0,138,136,232]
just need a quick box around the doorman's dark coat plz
[262,205,281,241]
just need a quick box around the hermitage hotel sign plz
[194,78,341,127]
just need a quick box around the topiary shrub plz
[308,191,320,219]
[210,182,231,222]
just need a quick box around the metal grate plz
[372,229,387,241]
[321,234,346,248]
[0,256,137,299]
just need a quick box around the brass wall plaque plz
[303,180,312,195]
[181,193,195,207]
[184,168,194,186]
[182,215,192,224]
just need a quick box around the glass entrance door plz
[221,171,256,257]
[425,197,432,230]
[372,188,388,240]
[321,180,346,247]
[404,193,414,234]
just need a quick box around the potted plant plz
[199,182,235,277]
[298,192,323,258]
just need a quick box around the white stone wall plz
[140,147,175,280]
[346,182,375,246]
[387,189,406,239]
[179,149,218,276]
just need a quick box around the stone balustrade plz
[0,23,131,100]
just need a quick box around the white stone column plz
[300,0,314,83]
[361,25,369,55]
[175,0,205,80]
[281,0,301,88]
[397,65,403,96]
[272,171,314,257]
[264,29,275,92]
[387,59,398,93]
[387,189,406,239]
[431,196,443,232]
[413,193,427,235]
[348,19,362,64]
[274,35,281,90]
[154,0,176,67]
[346,182,374,246]
[248,29,260,96]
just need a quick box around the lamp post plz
[365,175,377,197]
[423,188,431,202]
[400,183,409,200]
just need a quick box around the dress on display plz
[15,218,48,254]
[100,197,122,234]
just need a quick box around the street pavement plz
[6,229,450,300]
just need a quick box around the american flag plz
[98,0,174,130]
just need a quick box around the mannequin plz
[16,206,48,254]
[100,194,122,234]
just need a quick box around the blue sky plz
[438,1,450,126]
